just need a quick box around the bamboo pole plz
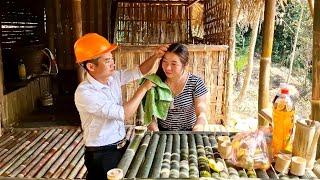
[313,0,320,158]
[28,130,74,178]
[36,129,81,178]
[67,156,84,179]
[72,0,84,83]
[225,0,239,124]
[307,0,314,17]
[5,130,54,176]
[51,140,83,178]
[43,131,82,178]
[19,129,66,178]
[258,0,277,126]
[60,147,84,179]
[75,164,87,179]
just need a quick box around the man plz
[74,33,167,180]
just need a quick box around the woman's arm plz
[192,94,208,131]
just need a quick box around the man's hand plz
[153,45,169,59]
[141,79,155,91]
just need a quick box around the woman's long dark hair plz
[156,43,189,82]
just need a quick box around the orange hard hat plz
[74,33,117,63]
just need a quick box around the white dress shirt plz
[75,67,143,147]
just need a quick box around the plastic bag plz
[230,127,272,170]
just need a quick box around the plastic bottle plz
[272,83,287,104]
[18,59,26,80]
[272,87,295,157]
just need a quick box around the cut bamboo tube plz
[149,134,167,178]
[160,134,173,178]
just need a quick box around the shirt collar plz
[87,73,108,89]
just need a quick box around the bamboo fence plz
[114,44,228,125]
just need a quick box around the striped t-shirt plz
[158,73,208,131]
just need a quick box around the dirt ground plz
[228,59,312,131]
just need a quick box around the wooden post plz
[45,0,55,52]
[225,0,239,125]
[0,44,3,136]
[72,0,84,83]
[258,0,277,126]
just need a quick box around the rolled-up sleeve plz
[116,66,143,86]
[75,88,125,120]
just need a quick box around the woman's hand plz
[148,118,159,132]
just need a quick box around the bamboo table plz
[117,130,320,179]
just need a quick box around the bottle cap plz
[281,88,289,94]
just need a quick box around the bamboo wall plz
[2,76,51,127]
[116,1,191,45]
[114,45,228,125]
[204,0,230,45]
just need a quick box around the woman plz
[148,43,209,131]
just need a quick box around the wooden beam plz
[186,0,200,9]
[115,0,190,4]
[0,44,3,136]
[72,0,84,83]
[258,0,276,127]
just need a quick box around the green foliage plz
[235,26,250,73]
[235,53,248,73]
[237,1,313,78]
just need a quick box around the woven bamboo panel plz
[116,1,191,45]
[204,0,230,45]
[114,45,228,125]
[2,76,51,127]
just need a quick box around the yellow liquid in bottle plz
[272,96,295,156]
